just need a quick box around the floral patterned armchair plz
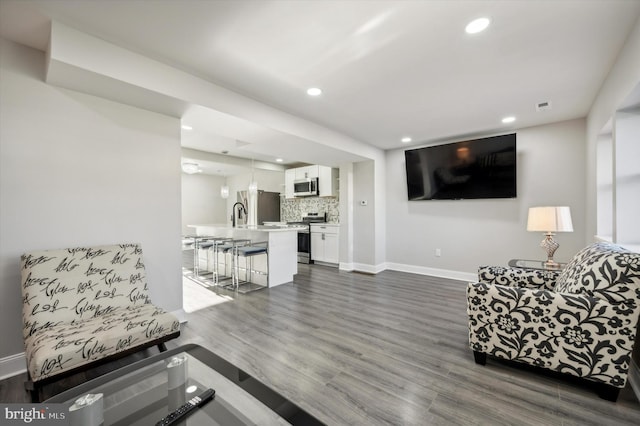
[467,242,640,401]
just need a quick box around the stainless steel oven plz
[296,225,311,264]
[289,213,326,264]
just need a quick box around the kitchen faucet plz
[232,202,247,227]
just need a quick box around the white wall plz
[0,39,183,359]
[338,163,354,270]
[596,133,613,239]
[181,173,228,234]
[614,109,640,244]
[586,17,640,241]
[373,155,387,269]
[385,119,587,277]
[353,161,376,268]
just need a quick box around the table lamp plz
[527,206,573,266]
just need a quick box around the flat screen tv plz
[404,133,516,200]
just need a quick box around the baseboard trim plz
[339,262,385,274]
[172,308,188,324]
[629,359,640,402]
[338,261,476,282]
[385,262,476,283]
[352,262,387,274]
[0,352,26,381]
[339,262,354,271]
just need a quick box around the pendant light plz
[220,151,229,199]
[220,178,229,199]
[248,158,258,195]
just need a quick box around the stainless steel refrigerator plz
[237,190,281,225]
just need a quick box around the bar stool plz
[214,239,251,285]
[181,235,195,272]
[233,241,268,293]
[208,237,233,285]
[194,237,216,278]
[181,237,195,249]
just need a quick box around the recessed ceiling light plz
[465,17,490,34]
[502,116,516,124]
[276,158,283,162]
[181,124,193,130]
[182,162,201,174]
[307,87,322,96]
[401,137,412,143]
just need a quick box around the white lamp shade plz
[527,206,574,233]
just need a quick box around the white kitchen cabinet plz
[285,165,338,198]
[318,166,338,197]
[311,223,339,265]
[310,232,322,261]
[295,165,319,179]
[285,169,296,199]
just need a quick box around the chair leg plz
[28,387,41,403]
[212,244,219,284]
[473,351,487,365]
[596,383,620,402]
[232,249,237,289]
[246,256,252,285]
[25,372,42,403]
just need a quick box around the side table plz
[508,259,567,271]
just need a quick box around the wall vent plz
[536,101,552,112]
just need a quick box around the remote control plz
[155,388,216,426]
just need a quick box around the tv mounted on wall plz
[404,133,516,200]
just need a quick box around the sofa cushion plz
[24,304,180,382]
[554,242,640,304]
[21,244,151,339]
[478,265,559,290]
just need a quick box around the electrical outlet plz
[435,248,441,257]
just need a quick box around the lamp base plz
[540,233,559,265]
[544,260,561,268]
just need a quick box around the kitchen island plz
[187,224,304,288]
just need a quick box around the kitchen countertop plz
[187,224,307,232]
[186,224,301,288]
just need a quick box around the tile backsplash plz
[281,196,340,223]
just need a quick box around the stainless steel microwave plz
[293,178,318,197]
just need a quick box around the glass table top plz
[508,258,567,271]
[46,344,323,426]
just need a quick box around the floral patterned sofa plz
[467,242,640,401]
[21,243,181,401]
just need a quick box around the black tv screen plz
[404,133,516,200]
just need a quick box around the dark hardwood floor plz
[2,263,639,425]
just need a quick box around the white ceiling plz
[1,0,639,174]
